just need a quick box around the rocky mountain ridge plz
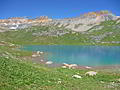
[0,10,120,32]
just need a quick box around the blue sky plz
[0,0,120,19]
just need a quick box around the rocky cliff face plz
[0,10,119,32]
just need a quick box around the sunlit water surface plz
[22,45,120,66]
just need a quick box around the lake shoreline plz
[22,45,120,68]
[29,55,120,70]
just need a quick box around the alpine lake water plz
[22,45,120,66]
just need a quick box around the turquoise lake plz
[22,45,120,66]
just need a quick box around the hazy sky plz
[0,0,120,19]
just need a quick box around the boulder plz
[40,59,44,62]
[85,66,92,69]
[32,54,38,58]
[45,61,53,64]
[32,54,40,57]
[63,63,77,69]
[85,71,97,76]
[61,66,67,68]
[40,51,43,54]
[37,51,43,54]
[36,51,40,54]
[72,75,82,79]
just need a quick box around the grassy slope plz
[0,53,120,90]
[0,20,120,45]
[0,27,90,45]
[89,20,120,41]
